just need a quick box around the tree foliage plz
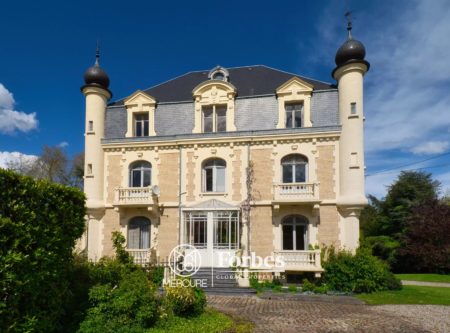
[360,171,447,273]
[0,169,86,332]
[5,145,84,189]
[398,200,450,273]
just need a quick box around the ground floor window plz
[128,216,150,249]
[184,212,208,248]
[184,210,239,249]
[282,215,308,250]
[213,211,239,249]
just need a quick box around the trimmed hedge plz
[0,169,86,332]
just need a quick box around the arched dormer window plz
[281,154,308,183]
[202,158,226,192]
[208,65,229,82]
[128,216,150,249]
[282,215,308,250]
[192,79,236,133]
[129,161,151,187]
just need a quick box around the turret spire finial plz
[95,40,100,66]
[345,11,353,40]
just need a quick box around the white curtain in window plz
[215,166,225,192]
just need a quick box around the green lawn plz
[357,285,450,305]
[146,308,254,333]
[395,274,450,283]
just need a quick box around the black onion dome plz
[84,62,110,89]
[335,38,366,66]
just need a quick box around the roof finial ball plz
[333,11,369,73]
[82,41,110,91]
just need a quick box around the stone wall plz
[317,205,340,247]
[158,152,179,202]
[157,208,179,260]
[250,206,273,257]
[106,155,122,203]
[232,149,242,201]
[251,148,273,201]
[102,208,121,257]
[316,145,335,200]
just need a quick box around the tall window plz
[128,216,150,249]
[213,211,239,249]
[203,105,226,133]
[184,212,208,248]
[282,215,308,250]
[129,161,151,187]
[281,154,308,183]
[134,113,149,136]
[202,158,226,192]
[285,103,303,128]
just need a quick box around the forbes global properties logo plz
[168,244,201,277]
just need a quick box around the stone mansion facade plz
[79,25,369,276]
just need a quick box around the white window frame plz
[281,154,308,183]
[282,215,308,251]
[129,162,152,188]
[127,216,151,250]
[202,159,226,192]
[202,105,227,133]
[285,102,304,128]
[134,113,149,137]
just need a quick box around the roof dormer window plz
[208,65,229,82]
[212,72,225,80]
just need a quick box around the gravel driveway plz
[207,294,448,333]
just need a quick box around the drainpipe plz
[247,142,251,254]
[178,145,186,246]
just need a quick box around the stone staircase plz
[188,267,256,295]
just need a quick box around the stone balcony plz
[113,186,155,208]
[126,249,151,265]
[274,250,323,275]
[273,182,320,203]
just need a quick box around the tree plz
[382,171,440,237]
[360,171,442,272]
[399,200,450,273]
[5,145,84,189]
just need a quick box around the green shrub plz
[313,284,330,294]
[147,266,165,287]
[301,278,315,292]
[0,170,85,332]
[164,278,206,317]
[77,270,159,333]
[288,285,297,293]
[361,236,400,268]
[323,247,402,293]
[249,274,263,292]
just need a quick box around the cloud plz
[361,0,450,154]
[58,141,69,148]
[310,0,450,154]
[365,172,399,199]
[0,151,38,169]
[410,141,450,155]
[0,83,38,135]
[0,84,14,109]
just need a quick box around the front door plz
[183,210,239,268]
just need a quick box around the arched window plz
[128,216,150,249]
[282,215,308,251]
[281,154,308,183]
[202,158,226,192]
[129,161,151,187]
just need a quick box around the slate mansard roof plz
[104,65,339,140]
[109,65,335,105]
